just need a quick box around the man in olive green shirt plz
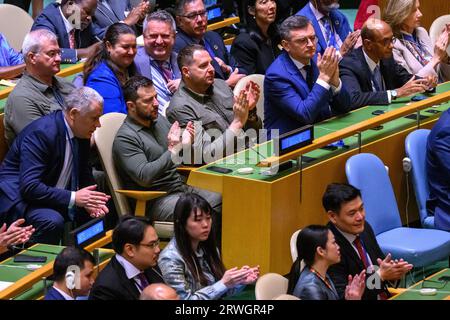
[4,29,74,145]
[166,44,262,164]
[113,75,221,222]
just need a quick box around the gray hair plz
[144,10,176,33]
[22,29,58,58]
[383,0,416,37]
[64,87,104,114]
[279,15,312,41]
[175,0,202,16]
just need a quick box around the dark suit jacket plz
[426,109,450,231]
[264,51,351,135]
[339,47,412,110]
[0,111,94,224]
[93,0,132,38]
[327,222,390,300]
[44,287,66,300]
[89,255,165,300]
[174,29,239,80]
[32,3,98,63]
[296,3,352,56]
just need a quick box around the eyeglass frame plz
[286,35,319,47]
[138,239,160,249]
[371,36,397,47]
[178,10,208,20]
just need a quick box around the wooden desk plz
[188,84,450,274]
[207,16,240,31]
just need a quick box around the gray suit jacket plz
[393,27,450,82]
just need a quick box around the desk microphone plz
[249,146,266,160]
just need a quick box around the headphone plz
[65,270,76,290]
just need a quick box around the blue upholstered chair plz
[405,129,434,228]
[345,153,450,268]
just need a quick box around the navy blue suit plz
[0,111,94,244]
[174,29,240,80]
[44,287,67,300]
[296,3,352,55]
[339,47,412,109]
[32,3,98,63]
[426,109,450,231]
[92,0,132,39]
[264,51,351,135]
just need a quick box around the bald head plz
[361,19,391,41]
[139,283,179,300]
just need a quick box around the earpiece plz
[65,270,76,290]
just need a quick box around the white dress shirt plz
[115,254,145,292]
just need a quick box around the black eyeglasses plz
[179,10,207,20]
[138,239,160,249]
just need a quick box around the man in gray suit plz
[112,75,222,223]
[93,0,150,38]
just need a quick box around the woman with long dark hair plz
[158,193,259,300]
[84,22,137,114]
[231,0,281,75]
[287,225,366,300]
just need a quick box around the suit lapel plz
[54,112,68,176]
[52,4,70,48]
[330,11,347,43]
[109,0,126,21]
[111,256,141,299]
[329,223,366,270]
[355,48,375,90]
[281,52,311,96]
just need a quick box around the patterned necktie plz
[353,236,370,269]
[321,16,338,50]
[372,65,384,92]
[303,65,314,90]
[69,29,76,49]
[135,273,149,291]
[156,61,173,83]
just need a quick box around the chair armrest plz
[176,166,197,174]
[388,287,407,296]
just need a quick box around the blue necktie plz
[68,137,79,221]
[371,65,384,92]
[321,17,339,50]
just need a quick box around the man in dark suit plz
[426,109,450,231]
[89,216,165,300]
[0,87,110,244]
[323,183,413,300]
[44,247,96,300]
[264,15,351,136]
[32,0,100,63]
[92,0,150,38]
[339,19,431,110]
[296,0,359,57]
[173,0,244,87]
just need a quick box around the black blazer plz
[327,222,390,300]
[89,255,165,300]
[339,47,412,110]
[231,25,281,75]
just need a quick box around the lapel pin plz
[214,45,219,50]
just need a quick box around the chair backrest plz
[0,113,8,164]
[0,4,34,51]
[233,74,265,123]
[93,112,131,216]
[290,229,300,262]
[273,293,300,300]
[430,15,450,56]
[345,153,402,235]
[255,273,288,300]
[405,129,432,227]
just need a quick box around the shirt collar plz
[181,80,214,104]
[335,226,358,244]
[63,115,74,139]
[310,1,326,21]
[59,5,75,33]
[53,286,74,300]
[362,48,379,72]
[115,254,142,280]
[288,54,309,71]
[24,72,59,93]
[125,115,157,132]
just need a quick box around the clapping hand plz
[244,81,260,111]
[345,270,366,300]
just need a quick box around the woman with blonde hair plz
[383,0,450,82]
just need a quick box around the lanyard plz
[310,267,333,291]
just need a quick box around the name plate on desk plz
[69,218,105,248]
[274,125,314,156]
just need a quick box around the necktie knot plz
[135,272,149,290]
[156,60,173,82]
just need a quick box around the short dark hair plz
[279,15,312,41]
[123,75,154,104]
[175,0,200,16]
[177,44,206,69]
[361,24,376,41]
[322,183,361,214]
[53,247,95,281]
[112,216,153,254]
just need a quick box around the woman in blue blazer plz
[287,225,366,300]
[84,23,137,114]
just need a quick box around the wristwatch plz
[390,90,398,100]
